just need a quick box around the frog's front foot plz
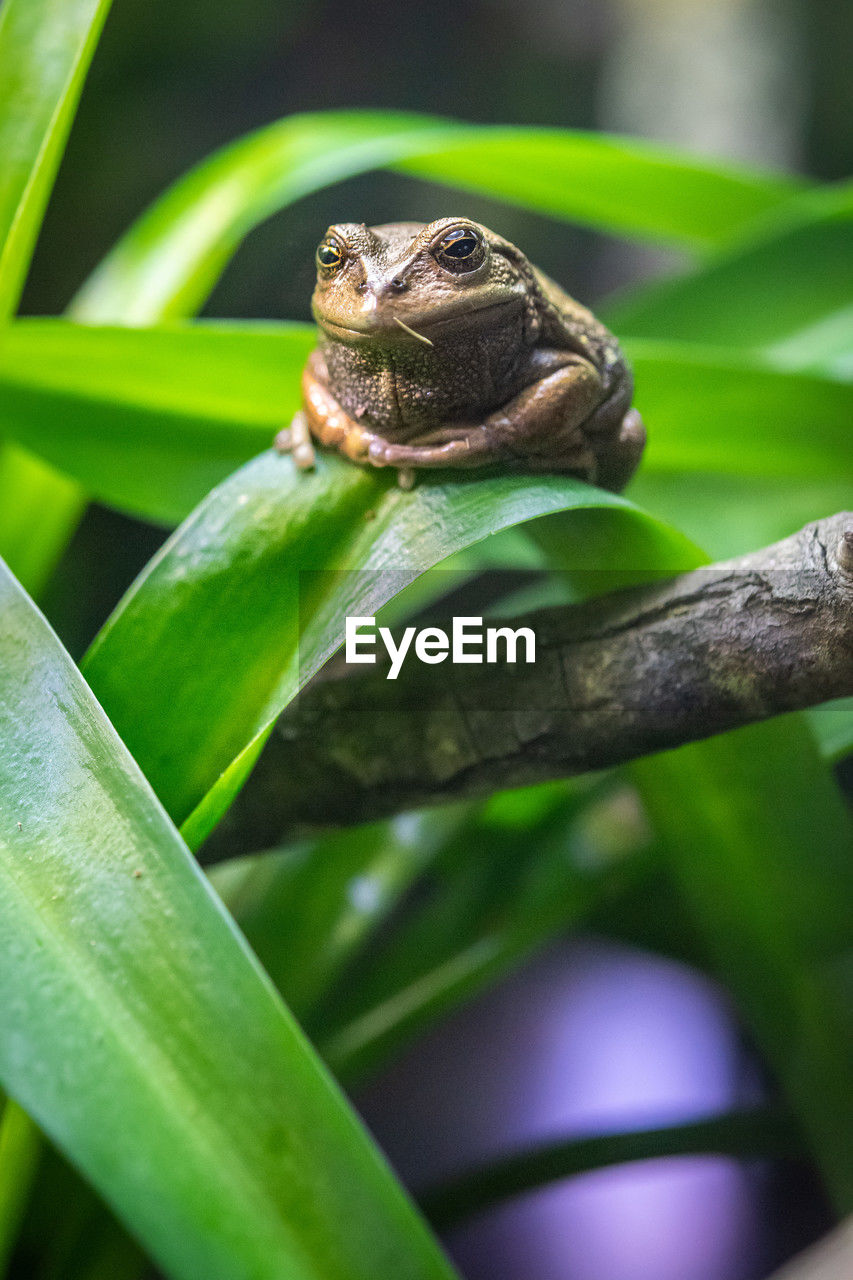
[367,435,476,470]
[397,468,416,490]
[275,412,316,471]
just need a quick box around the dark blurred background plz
[21,0,851,1275]
[22,0,852,326]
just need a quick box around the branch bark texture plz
[205,514,853,856]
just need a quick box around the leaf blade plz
[80,449,698,837]
[632,721,853,1211]
[0,0,112,317]
[74,110,802,324]
[0,558,457,1280]
[607,181,853,372]
[1,321,848,527]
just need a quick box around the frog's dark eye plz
[433,226,485,273]
[316,240,345,273]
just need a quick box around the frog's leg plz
[274,411,316,470]
[367,358,603,478]
[301,355,396,465]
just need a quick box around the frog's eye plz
[316,240,345,273]
[433,226,485,273]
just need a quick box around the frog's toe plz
[293,441,317,470]
[274,427,293,453]
[368,440,395,466]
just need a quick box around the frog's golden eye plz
[316,240,345,273]
[433,226,485,273]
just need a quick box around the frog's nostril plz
[390,277,407,292]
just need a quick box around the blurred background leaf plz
[607,181,853,372]
[0,321,848,527]
[0,0,113,594]
[74,110,802,324]
[0,0,112,317]
[633,721,853,1211]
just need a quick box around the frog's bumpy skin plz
[281,217,646,493]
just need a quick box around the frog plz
[275,217,645,492]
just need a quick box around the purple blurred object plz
[358,938,765,1280]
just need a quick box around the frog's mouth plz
[317,296,523,343]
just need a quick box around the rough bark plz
[203,514,853,858]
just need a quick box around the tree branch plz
[204,514,853,857]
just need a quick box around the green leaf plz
[394,128,801,251]
[626,472,853,561]
[0,557,456,1280]
[1,322,848,528]
[210,814,462,1022]
[0,0,112,317]
[0,320,314,524]
[0,0,112,592]
[608,182,853,373]
[74,110,802,324]
[625,340,853,482]
[632,721,853,1212]
[419,1108,800,1230]
[80,452,698,843]
[317,782,648,1084]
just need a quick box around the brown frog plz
[276,217,645,491]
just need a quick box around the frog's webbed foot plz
[275,411,316,471]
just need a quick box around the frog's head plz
[310,217,531,346]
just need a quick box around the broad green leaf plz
[627,472,853,561]
[74,110,802,324]
[0,0,112,316]
[81,451,698,842]
[609,182,853,373]
[0,321,848,527]
[625,340,853,482]
[0,320,313,523]
[396,130,801,251]
[0,557,456,1280]
[0,0,112,1250]
[633,721,853,1211]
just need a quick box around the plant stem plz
[419,1108,801,1231]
